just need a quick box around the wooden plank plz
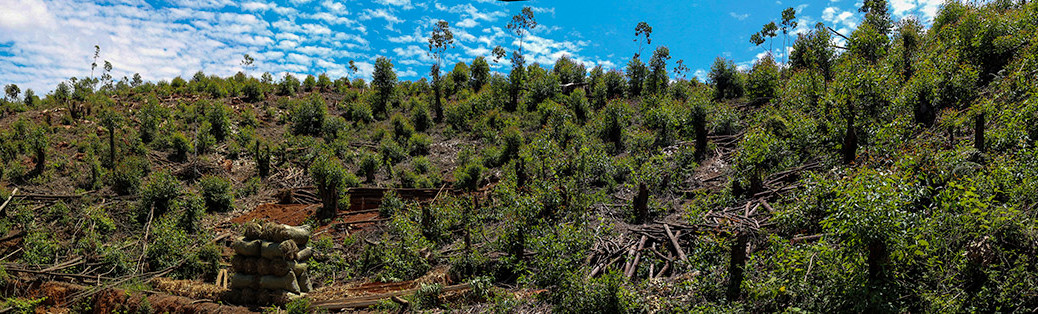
[315,283,471,310]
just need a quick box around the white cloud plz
[359,8,404,30]
[729,12,750,21]
[375,0,413,10]
[0,0,54,29]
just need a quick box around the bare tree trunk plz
[634,183,649,224]
[843,112,857,164]
[726,233,748,301]
[974,112,985,152]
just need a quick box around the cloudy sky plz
[0,0,946,93]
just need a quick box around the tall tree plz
[371,56,397,119]
[502,6,537,111]
[781,7,798,64]
[4,84,19,102]
[240,54,255,76]
[646,46,671,95]
[427,20,454,122]
[860,0,892,35]
[470,56,490,91]
[634,21,653,59]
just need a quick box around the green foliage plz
[470,56,491,91]
[110,156,149,195]
[709,57,744,100]
[198,175,234,212]
[625,57,648,97]
[202,101,232,142]
[170,131,192,161]
[553,271,636,314]
[291,94,327,136]
[138,169,181,219]
[22,229,58,265]
[278,73,300,96]
[645,46,670,95]
[747,54,780,105]
[310,153,357,219]
[372,56,397,118]
[848,23,889,62]
[359,152,380,183]
[391,112,414,141]
[343,99,374,123]
[454,159,485,191]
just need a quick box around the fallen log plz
[663,224,687,261]
[315,283,471,310]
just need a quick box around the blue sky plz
[0,0,945,93]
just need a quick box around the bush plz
[195,122,216,155]
[379,139,408,165]
[359,152,380,183]
[241,78,265,102]
[565,89,590,122]
[746,54,779,105]
[203,101,232,142]
[391,113,414,141]
[110,156,149,195]
[708,56,744,100]
[371,57,397,118]
[343,100,374,123]
[411,100,432,132]
[138,99,166,144]
[198,175,234,212]
[408,133,431,156]
[291,95,327,136]
[310,153,357,220]
[138,170,181,219]
[453,160,485,191]
[302,75,317,92]
[278,74,300,96]
[170,131,192,161]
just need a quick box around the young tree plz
[634,21,652,59]
[673,59,690,81]
[645,46,671,95]
[502,7,537,111]
[708,57,744,101]
[746,54,779,105]
[371,56,397,118]
[427,20,454,122]
[240,53,255,76]
[781,7,798,64]
[4,84,19,102]
[860,0,893,35]
[99,108,123,169]
[470,56,490,91]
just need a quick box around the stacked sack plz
[225,221,313,305]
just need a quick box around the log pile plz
[225,221,313,305]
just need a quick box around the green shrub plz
[358,152,379,183]
[391,113,414,141]
[292,95,327,137]
[411,101,432,132]
[176,192,205,233]
[198,175,234,212]
[453,160,485,191]
[170,132,192,161]
[302,74,317,92]
[138,99,166,144]
[21,229,58,265]
[110,156,149,195]
[138,169,181,220]
[241,78,265,102]
[708,56,744,100]
[203,101,232,142]
[566,89,590,122]
[408,133,431,156]
[343,100,374,123]
[195,122,216,155]
[379,139,408,165]
[278,74,300,96]
[412,283,443,310]
[746,54,779,105]
[310,153,357,219]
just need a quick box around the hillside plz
[1,1,1038,313]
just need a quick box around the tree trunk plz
[974,112,985,152]
[421,206,434,240]
[318,184,338,220]
[109,129,116,169]
[842,113,857,164]
[634,183,649,224]
[694,117,708,162]
[867,239,889,285]
[726,233,748,301]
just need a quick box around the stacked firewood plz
[225,221,313,305]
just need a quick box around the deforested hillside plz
[0,0,1037,312]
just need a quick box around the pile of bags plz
[225,221,313,305]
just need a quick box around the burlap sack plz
[259,272,300,293]
[260,239,299,260]
[231,238,262,257]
